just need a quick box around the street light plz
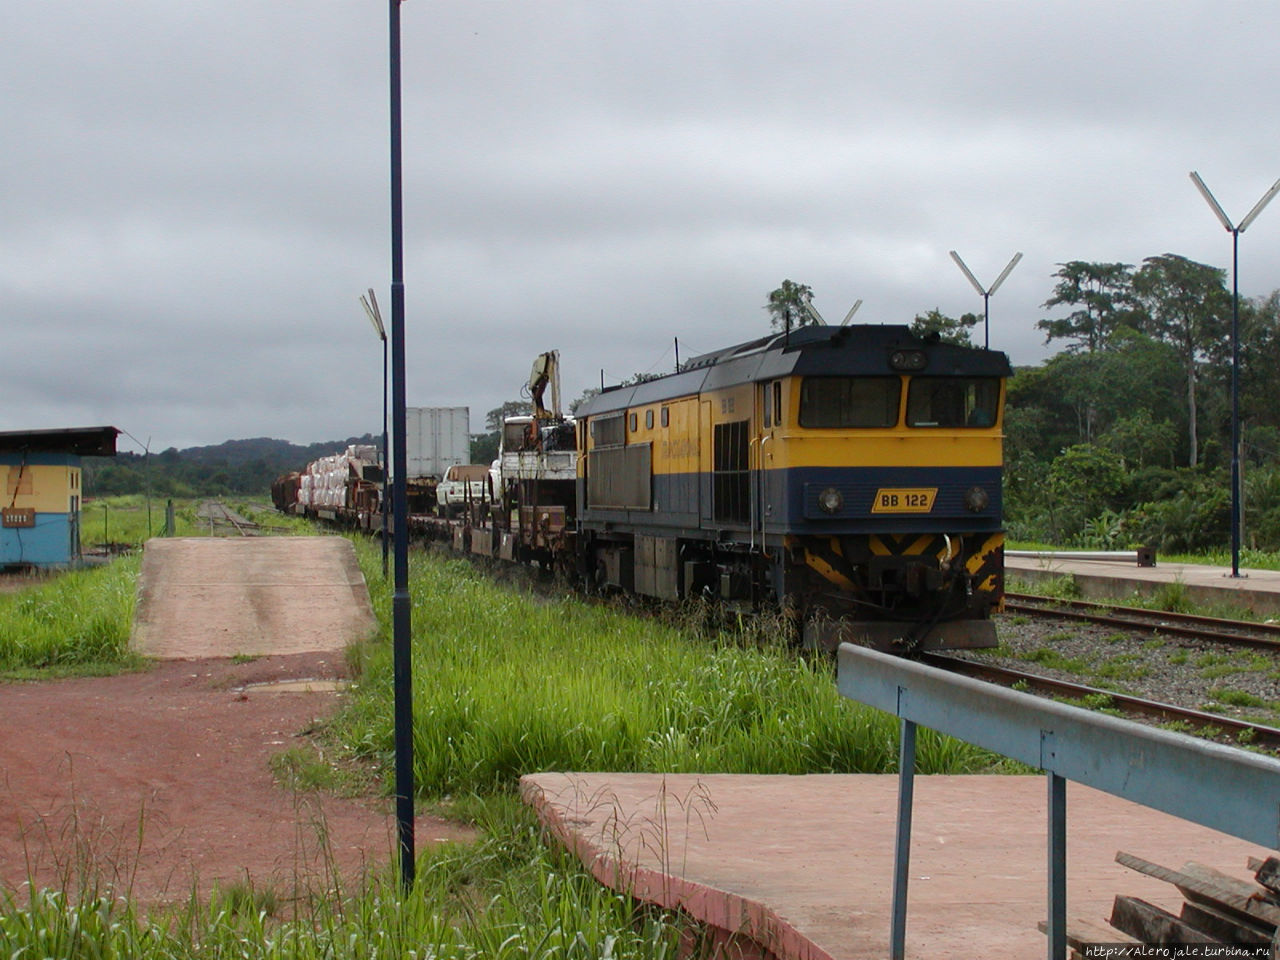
[360,288,389,580]
[949,250,1023,349]
[385,0,414,892]
[1189,171,1280,579]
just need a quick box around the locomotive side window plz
[645,409,654,430]
[772,381,783,426]
[906,377,1000,428]
[798,377,900,428]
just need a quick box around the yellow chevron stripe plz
[803,549,857,591]
[904,534,936,556]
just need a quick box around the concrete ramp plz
[132,537,377,659]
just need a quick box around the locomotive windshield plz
[798,377,900,428]
[906,377,1000,428]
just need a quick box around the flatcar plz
[573,324,1010,650]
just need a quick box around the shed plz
[0,427,119,569]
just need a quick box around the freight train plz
[275,324,1011,651]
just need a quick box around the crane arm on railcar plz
[529,350,561,420]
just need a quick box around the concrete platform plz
[1006,554,1280,616]
[522,772,1266,960]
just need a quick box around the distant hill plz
[83,435,378,498]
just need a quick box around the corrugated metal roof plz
[0,427,119,456]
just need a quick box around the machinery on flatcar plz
[573,324,1010,650]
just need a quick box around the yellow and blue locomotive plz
[574,324,1009,650]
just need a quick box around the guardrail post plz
[1047,771,1066,960]
[891,717,917,960]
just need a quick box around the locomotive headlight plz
[818,487,844,514]
[889,349,927,371]
[964,486,990,513]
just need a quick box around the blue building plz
[1,427,118,569]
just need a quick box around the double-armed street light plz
[359,288,390,580]
[949,250,1023,349]
[1189,171,1280,579]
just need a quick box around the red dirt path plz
[0,540,473,905]
[0,654,477,905]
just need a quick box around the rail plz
[836,643,1280,960]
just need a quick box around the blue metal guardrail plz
[836,643,1280,960]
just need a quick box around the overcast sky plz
[6,1,1280,454]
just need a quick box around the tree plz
[910,308,980,347]
[1131,254,1230,468]
[1037,261,1137,353]
[766,280,817,332]
[568,387,600,414]
[485,400,530,433]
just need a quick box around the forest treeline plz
[83,253,1280,558]
[1007,255,1280,556]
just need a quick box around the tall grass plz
[339,542,989,798]
[0,555,141,672]
[0,803,692,958]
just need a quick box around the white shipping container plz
[403,406,470,480]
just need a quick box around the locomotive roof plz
[576,324,1011,418]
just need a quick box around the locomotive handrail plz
[836,642,1280,960]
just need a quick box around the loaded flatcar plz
[573,324,1010,650]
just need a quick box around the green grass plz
[1206,688,1272,709]
[1017,647,1090,673]
[1093,653,1149,682]
[0,555,143,673]
[0,804,698,958]
[336,541,992,799]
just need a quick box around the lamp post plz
[385,0,414,891]
[360,289,390,579]
[1189,171,1280,579]
[949,250,1023,349]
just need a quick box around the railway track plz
[922,652,1280,750]
[1004,591,1280,652]
[196,501,261,537]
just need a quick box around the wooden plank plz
[1109,895,1221,945]
[1037,916,1139,952]
[1180,901,1272,946]
[1115,852,1280,931]
[1250,855,1280,900]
